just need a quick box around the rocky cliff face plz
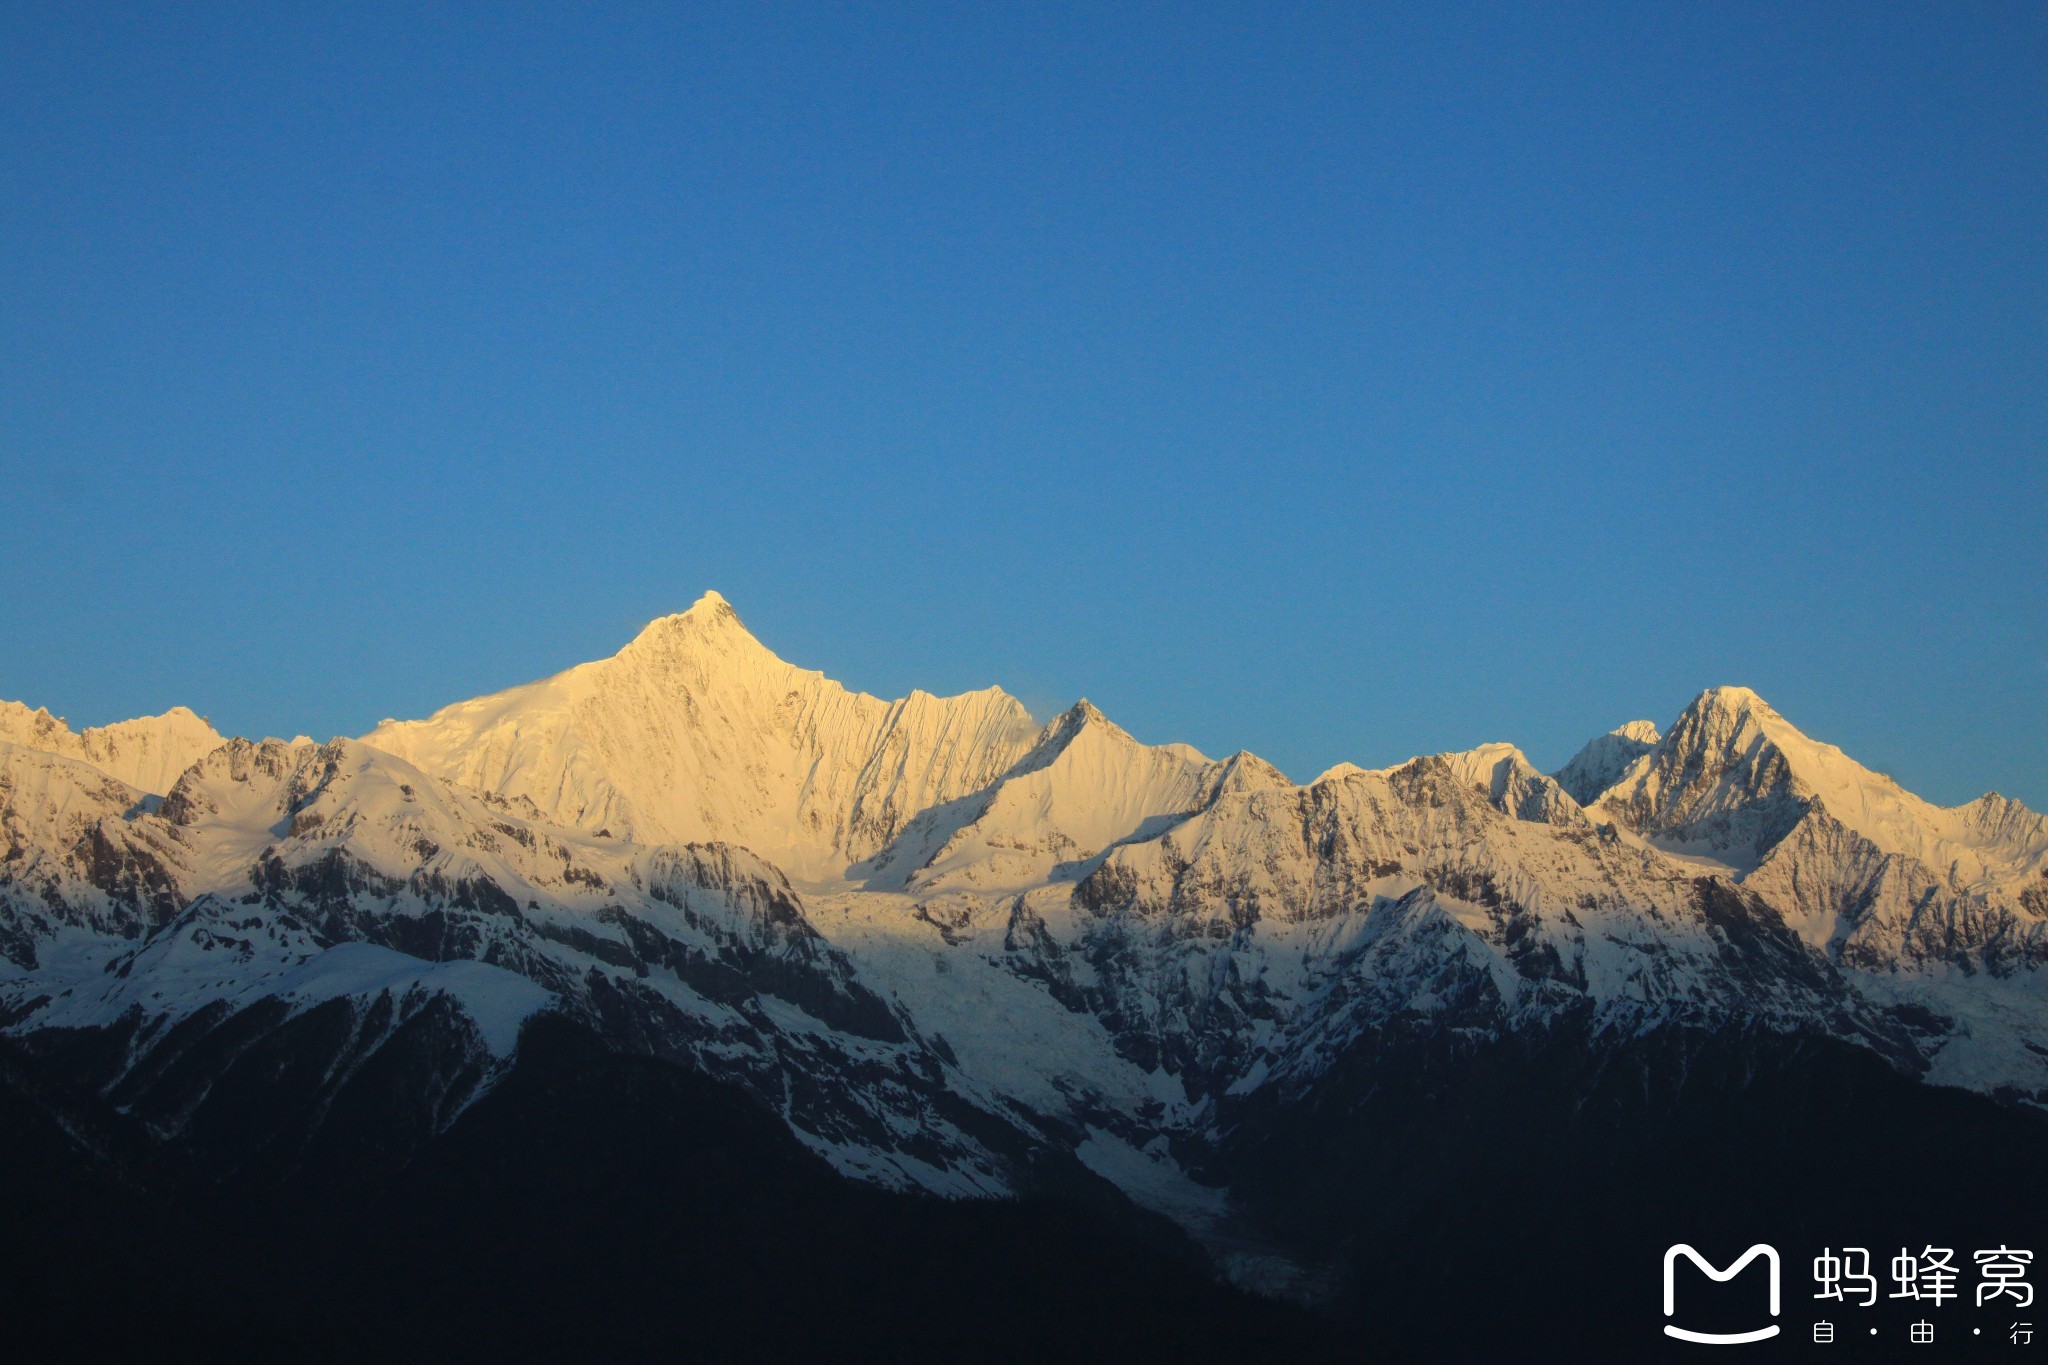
[2,735,1040,1194]
[5,597,2046,1291]
[1586,687,2048,980]
[1551,718,1659,805]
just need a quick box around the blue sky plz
[2,3,2043,805]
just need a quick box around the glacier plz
[4,590,2046,1290]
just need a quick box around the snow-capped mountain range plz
[5,592,2045,1281]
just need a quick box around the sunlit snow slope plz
[363,593,1041,879]
[5,593,2047,1268]
[0,700,223,796]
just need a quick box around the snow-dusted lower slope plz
[948,745,1903,1105]
[1,736,1048,1193]
[6,598,2048,1274]
[0,700,223,796]
[0,741,186,963]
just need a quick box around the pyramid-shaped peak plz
[1665,688,1833,764]
[669,588,746,630]
[1692,685,1775,715]
[1216,749,1291,795]
[1659,686,1799,752]
[1040,698,1124,740]
[623,591,763,654]
[1053,699,1177,754]
[1001,698,1185,783]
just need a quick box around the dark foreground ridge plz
[6,1012,2045,1361]
[1218,1022,2048,1359]
[5,650,2048,1361]
[0,1015,1326,1363]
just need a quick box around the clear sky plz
[2,3,2043,807]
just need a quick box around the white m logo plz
[1662,1243,1781,1345]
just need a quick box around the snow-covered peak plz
[361,595,1040,879]
[620,589,759,655]
[1437,742,1532,791]
[152,734,861,968]
[0,739,148,859]
[1553,720,1661,806]
[1213,750,1291,798]
[1039,698,1118,744]
[1592,687,1832,873]
[1430,743,1581,825]
[0,699,225,795]
[1005,700,1206,776]
[1598,687,2047,891]
[1956,792,2048,848]
[870,698,1240,894]
[9,615,2048,1225]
